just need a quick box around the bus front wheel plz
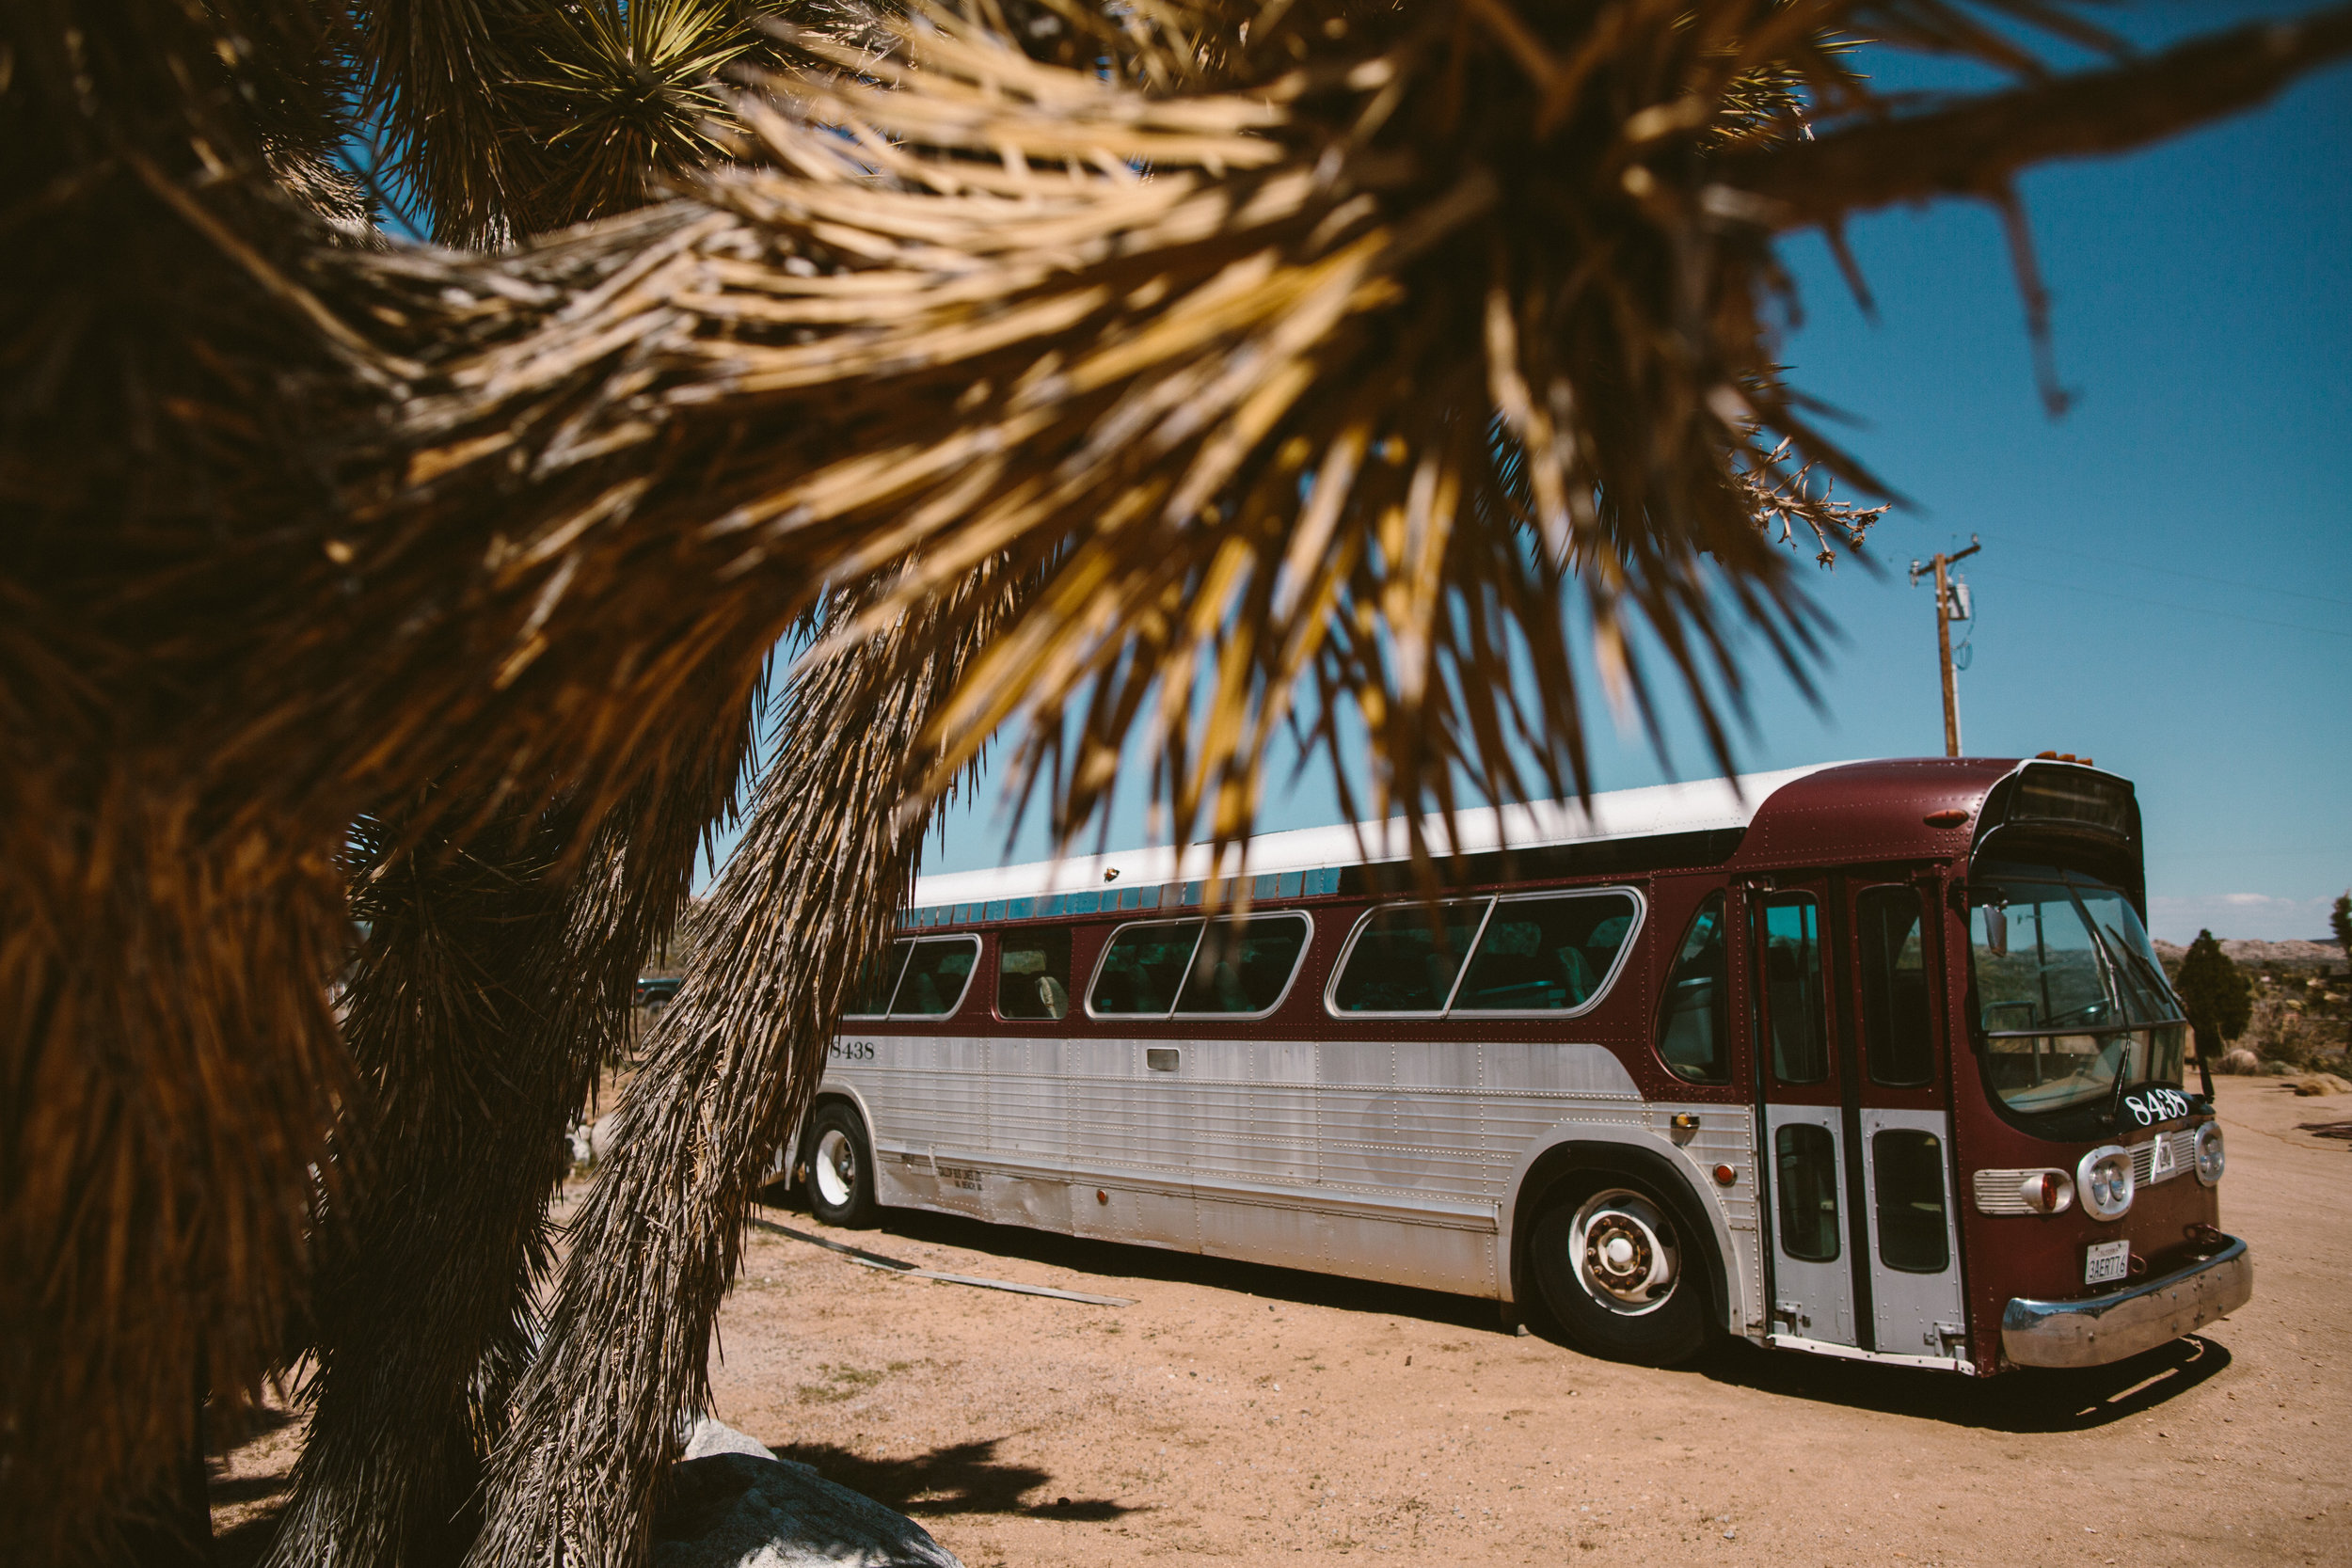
[1530,1179,1712,1367]
[803,1103,878,1228]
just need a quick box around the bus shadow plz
[755,1186,1503,1333]
[760,1436,1141,1522]
[1687,1331,2230,1431]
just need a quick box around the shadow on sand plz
[763,1182,2232,1433]
[760,1434,1142,1522]
[755,1183,1502,1334]
[1685,1328,2231,1432]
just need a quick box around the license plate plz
[2085,1239,2131,1286]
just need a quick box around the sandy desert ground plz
[210,1073,2349,1565]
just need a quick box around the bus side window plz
[1174,914,1311,1015]
[1330,900,1488,1013]
[891,936,980,1017]
[845,939,914,1018]
[1089,920,1205,1016]
[1655,894,1729,1085]
[1452,892,1640,1013]
[997,927,1073,1020]
[1856,886,1934,1087]
[1761,894,1828,1085]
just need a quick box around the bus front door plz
[1753,875,1969,1367]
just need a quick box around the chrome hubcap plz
[814,1128,857,1209]
[1568,1188,1678,1315]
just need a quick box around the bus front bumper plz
[2000,1234,2251,1370]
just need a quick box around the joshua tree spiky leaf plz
[5,3,2351,1565]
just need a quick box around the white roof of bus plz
[911,762,1849,908]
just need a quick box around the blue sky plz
[714,8,2352,943]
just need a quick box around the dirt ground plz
[210,1075,2350,1565]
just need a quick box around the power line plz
[2147,847,2352,859]
[1977,531,2352,611]
[1968,568,2352,641]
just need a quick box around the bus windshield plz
[1968,863,2187,1122]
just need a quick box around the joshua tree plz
[2174,929,2254,1064]
[5,4,2349,1565]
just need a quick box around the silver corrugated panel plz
[826,1032,1743,1303]
[1972,1168,2045,1215]
[2129,1126,2198,1186]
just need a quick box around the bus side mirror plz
[1982,905,2008,957]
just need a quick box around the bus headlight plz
[2076,1145,2135,1221]
[2193,1121,2225,1187]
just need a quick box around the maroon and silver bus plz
[799,756,2249,1373]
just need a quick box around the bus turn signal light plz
[1712,1164,1737,1186]
[1924,808,1969,828]
[2019,1170,2074,1214]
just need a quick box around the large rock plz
[654,1426,962,1568]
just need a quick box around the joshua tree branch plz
[1723,6,2352,226]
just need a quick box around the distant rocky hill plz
[2153,938,2343,967]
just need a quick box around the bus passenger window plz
[1453,892,1639,1013]
[1089,919,1205,1016]
[1761,895,1828,1084]
[1655,894,1728,1084]
[1330,900,1488,1013]
[1857,886,1934,1087]
[1871,1128,1950,1273]
[890,936,979,1017]
[997,928,1073,1020]
[1773,1124,1840,1262]
[1175,914,1311,1015]
[845,940,914,1018]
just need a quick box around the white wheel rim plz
[1567,1187,1679,1316]
[814,1128,857,1209]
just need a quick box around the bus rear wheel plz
[803,1102,878,1228]
[1531,1179,1712,1367]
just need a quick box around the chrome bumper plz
[2000,1235,2251,1370]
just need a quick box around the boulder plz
[2283,1072,2352,1097]
[654,1429,962,1568]
[2217,1048,2260,1075]
[683,1416,779,1462]
[568,1114,622,1165]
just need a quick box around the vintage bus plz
[795,757,2249,1374]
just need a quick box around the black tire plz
[802,1102,879,1228]
[1529,1175,1714,1367]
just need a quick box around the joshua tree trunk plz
[272,702,762,1568]
[468,571,1021,1567]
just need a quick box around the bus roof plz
[904,762,1851,925]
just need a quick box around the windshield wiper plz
[2106,1037,2135,1128]
[2096,919,2179,1023]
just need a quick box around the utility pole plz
[1911,536,1980,757]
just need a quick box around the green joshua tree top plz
[2174,929,2253,1054]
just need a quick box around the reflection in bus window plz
[1773,1124,1840,1262]
[892,937,979,1016]
[845,940,913,1018]
[1656,894,1729,1084]
[1761,895,1827,1084]
[1970,865,2189,1119]
[1330,900,1488,1013]
[1871,1128,1950,1273]
[1174,914,1311,1014]
[1089,920,1205,1016]
[998,927,1073,1020]
[1452,893,1638,1013]
[1857,886,1933,1086]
